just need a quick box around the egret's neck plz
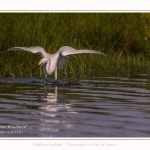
[53,51,60,60]
[42,52,51,58]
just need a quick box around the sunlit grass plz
[0,13,150,78]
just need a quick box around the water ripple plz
[0,73,150,137]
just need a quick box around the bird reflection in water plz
[43,86,58,103]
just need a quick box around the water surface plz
[0,72,150,137]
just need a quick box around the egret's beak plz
[27,64,40,78]
[27,58,50,78]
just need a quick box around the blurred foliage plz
[0,13,150,78]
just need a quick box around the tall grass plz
[0,13,150,78]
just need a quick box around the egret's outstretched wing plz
[57,55,69,70]
[57,46,105,70]
[8,46,46,57]
[58,46,106,56]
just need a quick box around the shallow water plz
[0,72,150,137]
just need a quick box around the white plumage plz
[8,46,106,80]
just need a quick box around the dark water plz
[0,72,150,137]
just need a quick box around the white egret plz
[8,46,106,81]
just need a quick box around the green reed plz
[0,13,150,78]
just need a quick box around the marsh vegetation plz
[0,13,150,78]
